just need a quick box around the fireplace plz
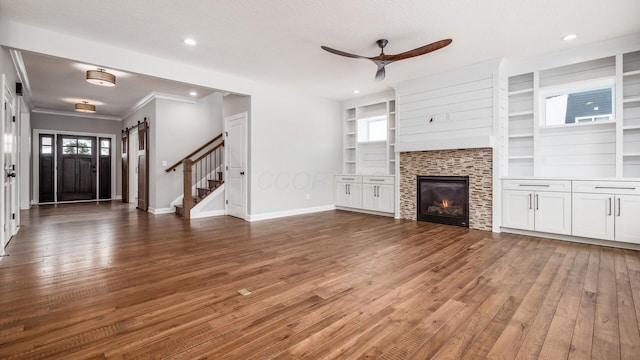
[417,176,469,227]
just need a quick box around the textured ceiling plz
[2,0,640,112]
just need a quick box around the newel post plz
[183,158,193,219]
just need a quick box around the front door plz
[57,135,97,201]
[225,112,247,219]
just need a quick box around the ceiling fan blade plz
[321,46,366,59]
[384,39,452,62]
[375,65,386,81]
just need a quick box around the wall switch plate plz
[162,160,167,166]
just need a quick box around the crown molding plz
[32,108,122,121]
[123,91,196,120]
[9,49,34,110]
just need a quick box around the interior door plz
[57,135,97,201]
[137,121,149,211]
[225,112,247,219]
[3,92,16,248]
[121,129,128,203]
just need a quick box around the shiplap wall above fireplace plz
[394,59,502,153]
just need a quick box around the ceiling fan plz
[321,38,452,81]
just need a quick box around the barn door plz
[121,129,129,203]
[137,121,149,211]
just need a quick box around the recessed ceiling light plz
[353,90,360,94]
[562,34,577,41]
[189,91,198,96]
[183,38,197,46]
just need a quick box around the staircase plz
[166,134,224,219]
[174,172,224,217]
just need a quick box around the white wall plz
[0,20,342,219]
[154,93,223,210]
[19,100,30,209]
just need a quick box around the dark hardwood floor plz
[1,202,639,359]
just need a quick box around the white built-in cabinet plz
[502,178,640,246]
[335,175,394,215]
[361,176,395,213]
[339,98,397,215]
[502,179,572,235]
[505,50,640,178]
[572,181,640,244]
[335,175,362,209]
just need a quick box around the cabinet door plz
[335,182,350,207]
[502,190,534,231]
[572,193,614,241]
[377,184,395,213]
[535,191,571,235]
[615,195,640,244]
[361,183,377,211]
[349,182,363,208]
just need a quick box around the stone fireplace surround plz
[399,148,493,231]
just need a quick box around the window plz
[100,139,110,156]
[357,115,388,142]
[541,80,614,127]
[40,136,53,154]
[62,137,92,155]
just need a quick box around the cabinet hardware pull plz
[519,184,550,187]
[370,179,385,182]
[608,197,612,216]
[346,184,350,195]
[617,197,621,217]
[536,194,539,210]
[343,178,355,181]
[595,186,636,190]
[529,194,532,209]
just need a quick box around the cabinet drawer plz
[572,181,640,195]
[503,179,571,192]
[362,176,394,185]
[335,175,362,183]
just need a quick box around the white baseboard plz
[148,207,175,215]
[248,205,336,222]
[112,195,122,200]
[501,227,640,251]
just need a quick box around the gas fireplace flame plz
[441,199,449,209]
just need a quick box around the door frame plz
[224,112,248,220]
[127,127,139,205]
[32,128,116,204]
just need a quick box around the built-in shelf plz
[623,96,640,104]
[389,127,396,131]
[623,69,640,77]
[345,132,356,135]
[508,133,533,138]
[508,88,534,96]
[624,125,640,131]
[389,111,396,115]
[508,110,534,117]
[509,155,534,160]
[623,153,640,157]
[345,146,356,149]
[345,160,356,163]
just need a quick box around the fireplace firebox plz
[417,176,469,227]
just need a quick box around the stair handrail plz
[180,139,225,219]
[165,133,224,172]
[191,141,224,164]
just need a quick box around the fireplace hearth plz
[417,176,469,227]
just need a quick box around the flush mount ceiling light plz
[183,38,197,46]
[189,91,198,96]
[562,34,577,41]
[353,90,360,94]
[75,101,96,113]
[86,68,116,87]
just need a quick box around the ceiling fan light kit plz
[86,68,116,87]
[75,101,96,113]
[321,38,452,81]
